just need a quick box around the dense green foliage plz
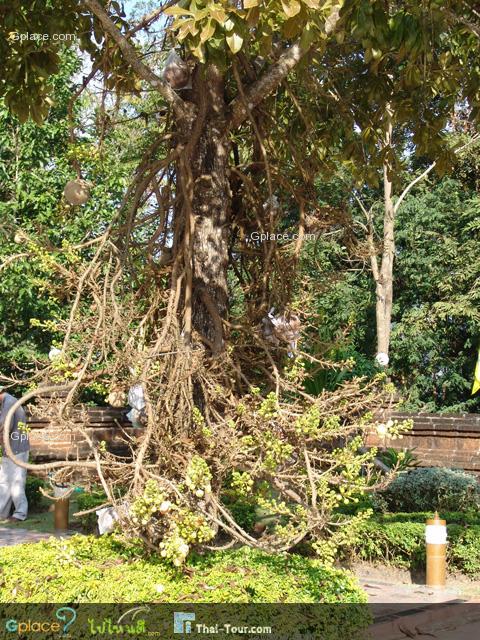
[391,173,480,411]
[75,487,110,532]
[25,475,44,511]
[0,535,366,604]
[0,51,78,371]
[0,49,130,378]
[304,159,480,410]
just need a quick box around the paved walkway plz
[354,561,480,604]
[0,525,71,546]
[359,568,480,640]
[362,577,463,605]
[370,603,480,640]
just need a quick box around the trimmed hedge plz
[353,513,480,576]
[0,535,367,604]
[375,511,480,526]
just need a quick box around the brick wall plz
[25,405,480,475]
[366,411,480,474]
[26,406,140,462]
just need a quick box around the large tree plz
[0,0,479,559]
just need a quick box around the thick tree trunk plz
[177,66,230,354]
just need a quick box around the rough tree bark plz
[176,66,230,353]
[82,0,316,357]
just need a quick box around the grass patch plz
[0,498,83,534]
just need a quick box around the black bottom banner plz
[0,603,479,640]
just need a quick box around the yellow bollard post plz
[425,512,447,588]
[53,484,70,532]
[54,499,69,531]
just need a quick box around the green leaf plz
[226,31,243,54]
[200,20,215,43]
[177,19,199,40]
[281,0,301,18]
[209,6,227,25]
[191,43,206,62]
[299,23,316,49]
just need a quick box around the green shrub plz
[335,493,376,516]
[74,488,109,532]
[221,490,257,531]
[353,517,480,576]
[354,521,426,569]
[449,525,480,576]
[25,475,45,511]
[380,467,480,512]
[0,536,367,607]
[377,447,419,471]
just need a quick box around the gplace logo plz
[6,607,77,634]
[174,612,196,634]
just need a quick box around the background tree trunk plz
[376,111,395,360]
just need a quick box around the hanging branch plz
[228,42,311,130]
[82,0,186,116]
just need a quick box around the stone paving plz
[354,561,480,605]
[360,570,480,640]
[370,603,480,640]
[0,525,71,546]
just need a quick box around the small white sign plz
[425,524,447,544]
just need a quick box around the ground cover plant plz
[0,536,366,604]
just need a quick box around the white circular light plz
[375,352,389,367]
